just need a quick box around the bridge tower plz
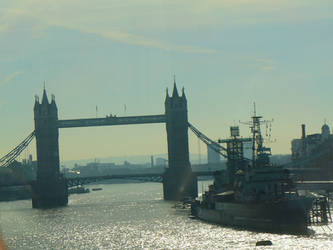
[163,82,197,200]
[32,89,68,208]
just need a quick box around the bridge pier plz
[31,178,68,208]
[163,168,197,200]
[32,89,68,208]
[163,82,197,200]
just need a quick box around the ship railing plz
[309,196,332,225]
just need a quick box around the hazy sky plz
[1,1,333,162]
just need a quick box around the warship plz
[191,111,314,233]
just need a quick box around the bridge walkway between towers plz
[57,115,166,128]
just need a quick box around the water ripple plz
[0,182,332,249]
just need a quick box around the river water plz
[0,181,333,249]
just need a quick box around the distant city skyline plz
[59,153,208,168]
[1,1,333,161]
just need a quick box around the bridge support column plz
[163,82,197,201]
[31,178,68,208]
[32,89,68,208]
[163,168,197,200]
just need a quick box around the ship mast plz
[252,103,256,167]
[251,103,263,167]
[241,102,272,168]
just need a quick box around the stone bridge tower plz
[32,89,67,208]
[163,82,197,200]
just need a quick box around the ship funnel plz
[301,124,306,139]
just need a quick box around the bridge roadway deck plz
[57,114,166,128]
[0,171,216,187]
[66,171,216,187]
[3,172,333,191]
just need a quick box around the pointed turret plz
[172,81,179,98]
[34,95,39,103]
[42,88,49,105]
[181,87,187,101]
[50,94,56,105]
[165,78,187,111]
[34,95,40,111]
[165,87,170,106]
[49,94,58,116]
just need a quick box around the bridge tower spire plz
[163,81,197,200]
[32,89,68,208]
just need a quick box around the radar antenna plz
[240,103,273,167]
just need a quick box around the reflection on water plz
[0,182,332,249]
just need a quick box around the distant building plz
[207,146,220,164]
[151,156,154,168]
[291,123,332,162]
[155,157,167,167]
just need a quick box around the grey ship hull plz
[193,199,312,233]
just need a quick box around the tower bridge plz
[0,81,225,209]
[30,82,198,208]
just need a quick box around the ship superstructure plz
[192,111,315,233]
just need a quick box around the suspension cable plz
[188,122,228,158]
[0,131,35,167]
